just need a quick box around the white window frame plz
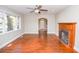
[0,12,21,35]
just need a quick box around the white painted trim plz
[47,32,56,34]
[0,29,21,35]
[74,46,79,52]
[24,32,38,34]
[0,33,24,48]
[24,32,56,34]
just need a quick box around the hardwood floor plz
[0,34,77,53]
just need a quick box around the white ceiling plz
[1,5,69,15]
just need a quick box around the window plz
[0,12,21,34]
[7,15,16,31]
[0,18,3,33]
[0,12,6,33]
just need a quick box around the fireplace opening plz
[59,30,69,45]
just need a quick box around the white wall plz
[24,13,56,34]
[56,6,79,51]
[0,7,24,48]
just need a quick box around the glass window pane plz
[7,15,20,31]
[16,16,21,29]
[7,16,14,31]
[0,17,4,33]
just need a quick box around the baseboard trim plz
[0,33,24,49]
[24,32,56,34]
[74,47,79,52]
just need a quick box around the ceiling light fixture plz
[34,9,40,13]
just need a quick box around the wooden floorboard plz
[0,34,77,53]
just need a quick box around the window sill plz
[0,29,21,36]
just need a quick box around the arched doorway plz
[38,18,48,39]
